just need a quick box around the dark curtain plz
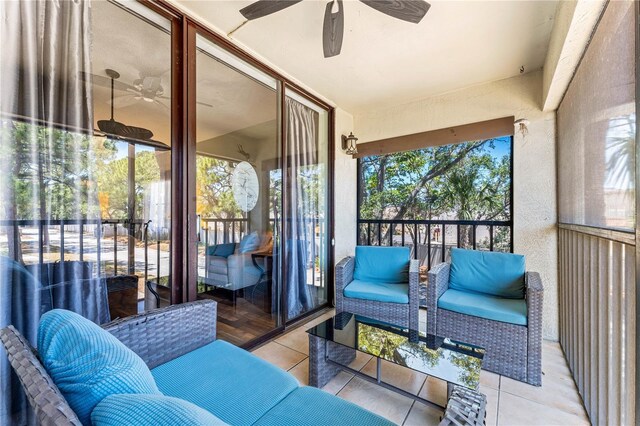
[0,1,95,424]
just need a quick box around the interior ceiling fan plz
[95,69,155,141]
[239,0,431,58]
[80,70,214,109]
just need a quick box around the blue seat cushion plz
[353,246,410,284]
[254,386,395,426]
[438,289,527,326]
[91,394,228,426]
[343,280,409,304]
[37,309,160,425]
[207,243,236,257]
[449,248,525,299]
[151,339,299,426]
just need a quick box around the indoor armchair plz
[427,248,543,386]
[336,246,420,330]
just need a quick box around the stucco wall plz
[333,108,357,264]
[346,71,559,340]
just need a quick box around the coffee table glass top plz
[307,312,485,389]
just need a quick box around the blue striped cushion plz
[152,340,299,426]
[38,309,160,425]
[91,394,228,426]
[254,387,396,426]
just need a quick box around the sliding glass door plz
[193,34,282,346]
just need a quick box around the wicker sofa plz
[336,246,420,330]
[0,300,394,426]
[426,249,543,386]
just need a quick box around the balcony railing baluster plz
[357,218,512,265]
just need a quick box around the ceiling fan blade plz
[323,0,344,58]
[359,0,430,24]
[79,71,135,91]
[112,95,140,109]
[240,0,302,20]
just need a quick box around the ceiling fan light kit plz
[239,0,430,58]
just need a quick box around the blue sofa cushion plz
[449,248,525,299]
[254,386,395,426]
[239,232,261,253]
[151,339,299,426]
[37,309,160,425]
[438,289,527,326]
[207,243,236,257]
[91,394,228,426]
[353,246,410,284]
[343,280,409,304]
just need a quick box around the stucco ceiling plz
[175,0,559,113]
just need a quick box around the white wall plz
[333,108,356,264]
[346,71,559,340]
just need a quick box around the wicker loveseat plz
[336,246,420,330]
[426,248,543,386]
[0,300,394,426]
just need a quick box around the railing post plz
[113,223,118,276]
[442,225,446,263]
[414,223,418,260]
[60,222,65,263]
[79,222,84,263]
[427,224,431,270]
[489,225,494,252]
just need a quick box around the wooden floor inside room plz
[197,288,276,347]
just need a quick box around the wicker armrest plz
[408,259,420,330]
[0,326,81,426]
[427,262,450,301]
[426,262,450,335]
[102,300,217,369]
[525,271,543,386]
[525,271,543,323]
[335,256,355,293]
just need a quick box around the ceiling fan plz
[96,68,155,141]
[239,0,431,58]
[80,70,214,109]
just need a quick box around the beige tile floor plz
[252,309,591,426]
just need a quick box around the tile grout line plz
[270,340,308,358]
[401,401,416,426]
[287,356,308,372]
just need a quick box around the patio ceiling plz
[172,0,559,113]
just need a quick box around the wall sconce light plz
[342,132,358,155]
[514,118,530,137]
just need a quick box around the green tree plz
[196,156,242,218]
[359,138,512,250]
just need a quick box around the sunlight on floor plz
[251,309,590,426]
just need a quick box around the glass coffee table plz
[306,312,485,410]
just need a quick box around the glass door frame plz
[146,6,336,346]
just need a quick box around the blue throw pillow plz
[448,248,525,299]
[353,246,410,284]
[91,394,228,426]
[239,232,260,253]
[38,309,161,425]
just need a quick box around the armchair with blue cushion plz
[335,246,420,330]
[426,248,543,386]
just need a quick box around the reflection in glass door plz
[194,34,281,346]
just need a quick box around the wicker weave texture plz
[308,334,356,388]
[0,326,81,426]
[335,256,420,330]
[102,300,217,369]
[427,263,543,386]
